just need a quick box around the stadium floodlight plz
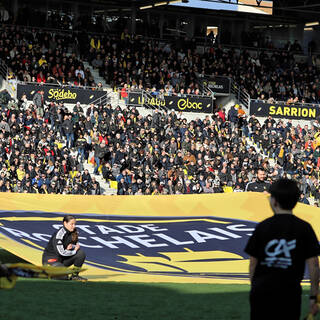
[140,0,183,10]
[140,5,153,9]
[304,27,313,31]
[305,22,319,27]
[154,2,169,6]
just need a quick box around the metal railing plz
[0,58,8,80]
[251,98,320,108]
[119,87,212,99]
[142,90,169,111]
[197,80,215,98]
[231,80,251,109]
[17,80,103,91]
[3,23,320,59]
[0,58,17,99]
[91,91,111,106]
[205,86,215,99]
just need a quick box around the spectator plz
[32,89,44,118]
[94,141,107,175]
[0,25,319,204]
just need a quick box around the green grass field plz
[0,249,312,320]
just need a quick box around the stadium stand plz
[0,81,319,205]
[0,25,95,87]
[87,35,319,104]
[1,24,318,104]
[0,0,319,207]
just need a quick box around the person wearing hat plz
[73,102,83,114]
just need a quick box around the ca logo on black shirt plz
[261,239,296,269]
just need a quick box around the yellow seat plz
[110,180,118,189]
[54,142,63,149]
[223,186,233,193]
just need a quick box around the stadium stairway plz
[83,62,110,89]
[61,101,117,195]
[83,161,116,195]
[55,131,116,195]
[245,136,316,205]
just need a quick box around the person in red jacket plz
[120,84,128,104]
[217,108,226,122]
[36,71,46,83]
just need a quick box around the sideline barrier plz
[0,192,319,284]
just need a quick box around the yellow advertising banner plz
[0,192,319,284]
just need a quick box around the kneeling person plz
[42,215,86,281]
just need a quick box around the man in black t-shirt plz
[245,167,270,192]
[245,178,320,320]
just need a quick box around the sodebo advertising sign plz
[47,88,77,101]
[17,83,106,104]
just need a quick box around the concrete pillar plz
[159,13,164,39]
[45,0,49,22]
[73,3,79,23]
[190,15,195,38]
[230,20,236,44]
[12,0,18,23]
[131,7,136,34]
[176,16,180,37]
[217,18,222,44]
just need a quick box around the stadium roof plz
[68,0,320,11]
[276,0,320,18]
[10,0,320,23]
[79,0,320,20]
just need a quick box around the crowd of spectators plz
[0,94,103,195]
[0,90,319,206]
[85,31,320,103]
[0,25,95,87]
[246,111,320,205]
[1,25,319,105]
[87,31,202,96]
[0,25,320,205]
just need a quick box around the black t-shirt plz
[245,214,320,289]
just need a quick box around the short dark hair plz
[257,167,265,173]
[63,215,76,223]
[269,178,300,210]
